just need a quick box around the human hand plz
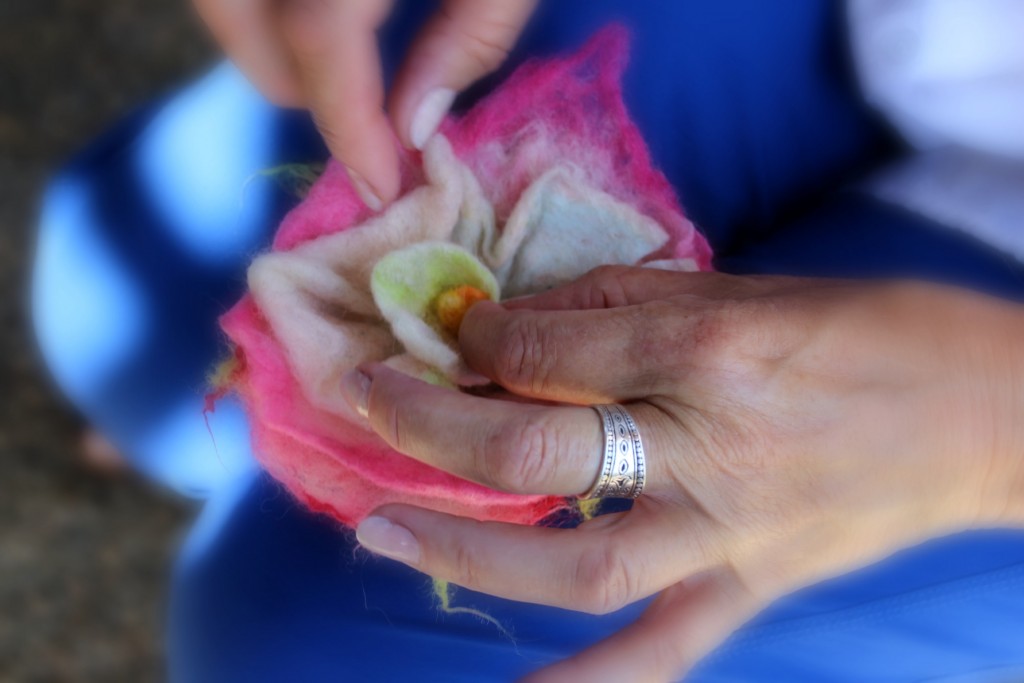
[340,266,1024,682]
[193,0,537,209]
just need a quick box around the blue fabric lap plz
[30,0,1024,680]
[169,471,648,683]
[169,478,1024,683]
[720,192,1024,301]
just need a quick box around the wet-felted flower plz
[219,29,713,527]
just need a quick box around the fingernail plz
[344,167,384,212]
[340,368,371,418]
[410,88,456,150]
[356,516,421,565]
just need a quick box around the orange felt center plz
[434,285,492,336]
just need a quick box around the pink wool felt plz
[219,28,713,527]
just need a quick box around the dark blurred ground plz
[0,1,215,680]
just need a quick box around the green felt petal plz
[371,242,500,337]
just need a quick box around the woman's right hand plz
[193,0,537,209]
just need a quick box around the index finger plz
[459,300,682,403]
[504,267,769,313]
[280,0,401,208]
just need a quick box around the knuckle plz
[583,265,633,308]
[311,111,365,154]
[686,302,748,366]
[462,36,510,75]
[627,301,684,367]
[450,20,513,75]
[379,400,408,453]
[650,635,694,678]
[571,543,637,615]
[586,264,632,284]
[450,535,483,588]
[483,413,556,493]
[309,113,344,149]
[493,315,553,392]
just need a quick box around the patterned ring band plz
[578,404,647,500]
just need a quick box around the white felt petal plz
[251,250,396,417]
[487,167,670,298]
[449,158,500,257]
[248,137,477,416]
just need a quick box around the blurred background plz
[0,1,212,679]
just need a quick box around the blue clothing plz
[32,1,1024,680]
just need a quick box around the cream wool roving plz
[218,28,713,527]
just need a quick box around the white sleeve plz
[848,0,1024,159]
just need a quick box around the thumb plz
[390,0,537,150]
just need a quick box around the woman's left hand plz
[340,266,1024,682]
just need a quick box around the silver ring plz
[579,404,646,500]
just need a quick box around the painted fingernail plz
[344,166,384,212]
[410,88,456,150]
[356,516,421,565]
[340,368,371,418]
